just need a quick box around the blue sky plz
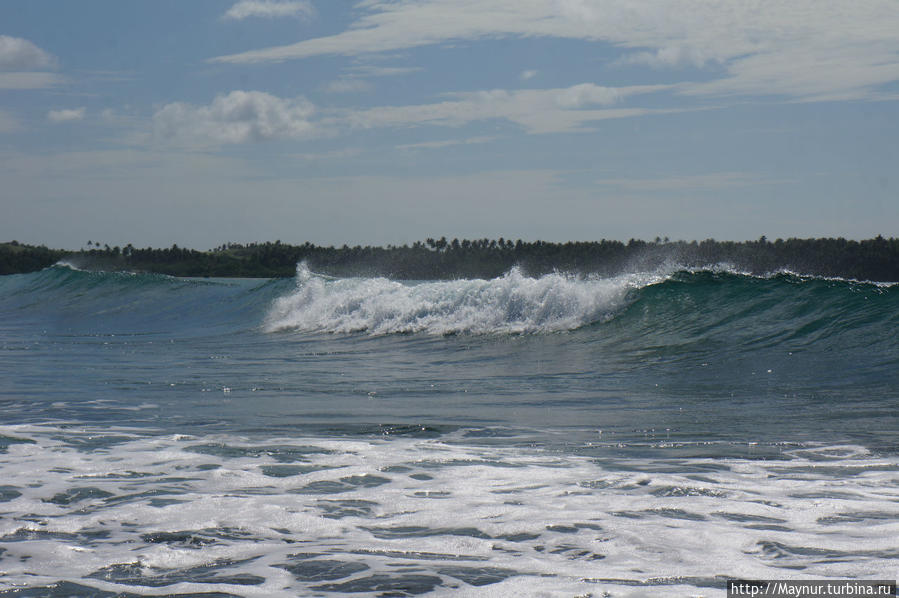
[2,0,897,249]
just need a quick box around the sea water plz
[0,263,896,596]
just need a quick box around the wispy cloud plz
[0,109,20,133]
[0,35,57,70]
[321,78,373,94]
[346,65,423,78]
[153,90,317,146]
[47,107,86,123]
[210,0,899,102]
[341,83,674,134]
[0,72,64,90]
[223,0,314,20]
[321,64,422,93]
[520,69,538,81]
[210,1,583,63]
[596,172,782,192]
[680,46,899,102]
[396,135,496,150]
[291,147,364,161]
[319,64,422,93]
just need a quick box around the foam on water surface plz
[1,425,897,597]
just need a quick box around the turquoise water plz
[0,264,897,596]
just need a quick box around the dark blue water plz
[0,264,896,596]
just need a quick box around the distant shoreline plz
[2,236,897,282]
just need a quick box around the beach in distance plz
[0,249,896,596]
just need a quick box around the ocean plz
[0,263,897,597]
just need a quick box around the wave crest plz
[265,263,663,335]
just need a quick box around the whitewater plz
[264,264,666,335]
[0,263,897,596]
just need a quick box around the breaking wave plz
[264,263,665,335]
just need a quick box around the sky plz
[1,0,898,250]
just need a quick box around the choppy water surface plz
[0,264,897,596]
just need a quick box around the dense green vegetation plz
[0,241,68,275]
[2,236,898,281]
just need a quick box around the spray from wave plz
[264,263,666,335]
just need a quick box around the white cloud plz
[0,35,57,70]
[520,69,538,81]
[210,0,899,102]
[681,46,899,102]
[0,72,64,90]
[553,83,622,108]
[47,108,86,123]
[616,45,717,69]
[153,90,317,146]
[0,37,62,90]
[211,1,583,63]
[224,0,314,20]
[149,82,667,149]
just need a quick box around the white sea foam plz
[265,263,665,335]
[52,259,85,272]
[1,425,897,596]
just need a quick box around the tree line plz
[1,236,897,281]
